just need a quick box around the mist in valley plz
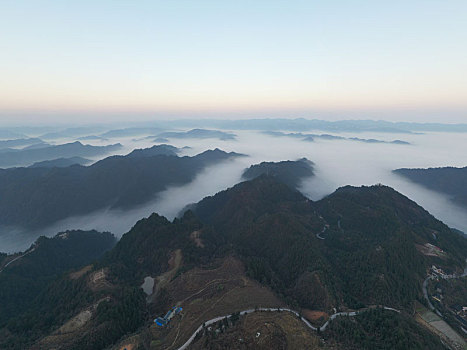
[1,129,466,253]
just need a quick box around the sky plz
[1,0,466,123]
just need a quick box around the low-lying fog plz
[2,130,467,253]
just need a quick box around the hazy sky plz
[1,0,466,123]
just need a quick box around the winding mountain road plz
[316,226,327,240]
[176,306,400,350]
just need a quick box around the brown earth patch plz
[69,265,92,280]
[150,249,183,301]
[119,344,134,350]
[190,230,205,248]
[88,267,112,291]
[302,309,329,323]
[415,243,446,258]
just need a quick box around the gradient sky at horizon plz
[1,0,466,123]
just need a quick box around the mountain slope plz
[1,177,465,349]
[0,230,116,328]
[191,177,467,310]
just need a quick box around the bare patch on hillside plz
[149,249,183,301]
[69,265,92,279]
[415,243,446,258]
[190,230,205,248]
[88,267,112,290]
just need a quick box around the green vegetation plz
[0,230,115,327]
[0,212,209,349]
[0,230,116,349]
[1,176,466,349]
[433,278,467,307]
[102,212,206,284]
[2,276,93,349]
[192,177,467,311]
[242,158,314,189]
[325,309,446,350]
[0,252,6,265]
[68,287,146,350]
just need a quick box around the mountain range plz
[29,157,92,168]
[0,141,122,168]
[1,175,464,349]
[155,129,236,141]
[0,146,242,229]
[263,131,410,145]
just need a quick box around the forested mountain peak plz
[242,158,315,189]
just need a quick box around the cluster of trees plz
[101,211,208,285]
[0,230,115,326]
[0,210,216,349]
[242,158,315,189]
[68,287,146,350]
[433,278,467,308]
[325,309,446,350]
[0,231,115,349]
[1,277,93,349]
[0,252,6,265]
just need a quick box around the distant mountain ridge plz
[155,128,236,141]
[0,141,122,168]
[263,131,410,145]
[0,138,46,149]
[153,118,467,133]
[0,147,243,229]
[394,166,467,209]
[29,156,91,168]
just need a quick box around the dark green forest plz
[325,309,446,350]
[242,158,315,189]
[0,231,115,328]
